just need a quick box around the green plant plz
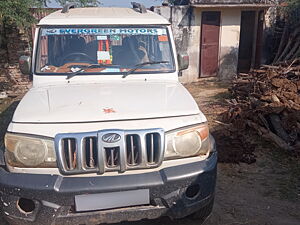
[0,0,101,27]
[285,0,300,24]
[0,0,39,27]
[55,0,101,7]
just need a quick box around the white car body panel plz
[7,9,210,175]
[12,81,200,124]
[8,114,206,138]
[38,8,170,26]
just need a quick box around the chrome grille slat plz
[67,139,73,170]
[97,133,106,174]
[119,136,127,173]
[150,134,154,163]
[139,133,148,167]
[110,149,114,166]
[76,137,84,170]
[88,138,95,168]
[130,136,135,165]
[55,129,164,175]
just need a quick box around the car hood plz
[12,81,200,123]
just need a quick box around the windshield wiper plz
[122,61,169,79]
[66,64,120,80]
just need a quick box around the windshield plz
[35,27,175,75]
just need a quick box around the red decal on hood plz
[103,108,116,114]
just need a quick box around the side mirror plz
[19,56,31,75]
[178,53,189,71]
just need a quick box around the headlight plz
[4,133,56,168]
[165,123,211,160]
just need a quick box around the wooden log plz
[276,26,300,62]
[284,39,300,61]
[268,113,290,142]
[271,94,281,103]
[273,21,289,63]
[247,120,293,151]
[291,46,300,60]
[261,65,280,69]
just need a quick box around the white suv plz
[1,3,217,225]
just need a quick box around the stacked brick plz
[0,23,32,95]
[0,8,58,95]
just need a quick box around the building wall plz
[154,6,243,82]
[0,9,59,93]
[219,8,241,80]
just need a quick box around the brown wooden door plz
[200,11,221,77]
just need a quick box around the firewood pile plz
[224,60,300,153]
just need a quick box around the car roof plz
[38,7,170,26]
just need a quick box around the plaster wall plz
[154,6,201,83]
[218,8,241,80]
[154,6,242,82]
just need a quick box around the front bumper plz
[0,152,217,225]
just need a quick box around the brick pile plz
[0,25,31,96]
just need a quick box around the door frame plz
[238,10,264,73]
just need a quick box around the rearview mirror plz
[178,53,189,71]
[19,56,31,75]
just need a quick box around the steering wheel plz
[62,53,95,64]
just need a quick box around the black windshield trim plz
[34,70,176,76]
[34,25,176,76]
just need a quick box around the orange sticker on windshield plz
[158,35,168,42]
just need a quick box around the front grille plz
[55,129,164,175]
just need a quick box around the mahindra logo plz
[102,133,121,143]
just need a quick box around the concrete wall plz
[219,9,241,80]
[0,25,31,91]
[154,6,242,82]
[154,6,200,83]
[190,0,272,3]
[0,9,57,92]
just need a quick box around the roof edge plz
[192,3,275,8]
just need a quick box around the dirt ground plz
[0,79,299,225]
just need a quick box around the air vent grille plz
[55,129,164,175]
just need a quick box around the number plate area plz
[75,189,150,212]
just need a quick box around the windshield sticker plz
[97,35,108,40]
[111,35,120,41]
[102,68,121,73]
[158,35,168,42]
[41,65,51,72]
[70,67,82,73]
[97,51,111,61]
[42,28,167,36]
